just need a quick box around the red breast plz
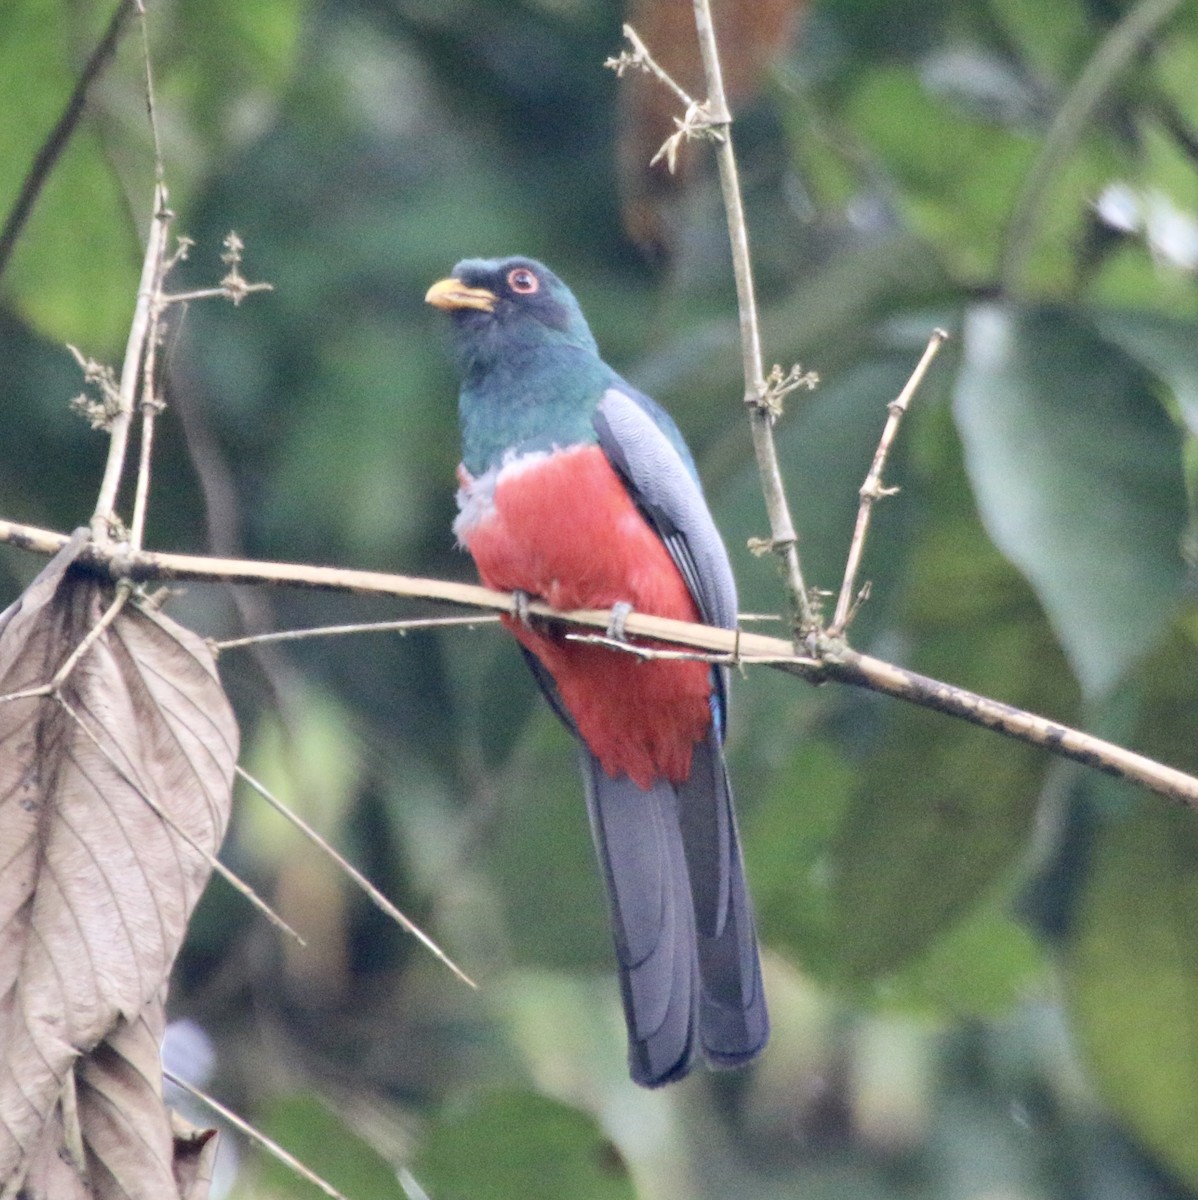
[459,444,714,787]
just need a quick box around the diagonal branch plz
[164,1072,352,1200]
[90,182,172,541]
[0,0,136,284]
[831,328,948,634]
[235,765,477,988]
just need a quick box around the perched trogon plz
[426,257,768,1087]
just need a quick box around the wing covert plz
[593,386,738,634]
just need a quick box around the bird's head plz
[425,257,599,379]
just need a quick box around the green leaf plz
[0,4,139,350]
[413,1090,635,1200]
[844,67,1038,283]
[953,303,1187,698]
[482,714,610,970]
[1065,797,1198,1190]
[253,1091,407,1198]
[881,897,1045,1015]
[1090,308,1198,438]
[827,404,1077,985]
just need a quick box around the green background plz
[4,0,1198,1196]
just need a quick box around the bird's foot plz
[607,600,634,640]
[510,589,532,626]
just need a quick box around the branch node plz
[752,363,820,418]
[216,230,272,306]
[747,535,786,558]
[605,24,696,108]
[66,345,122,430]
[649,101,725,174]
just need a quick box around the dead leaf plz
[170,1110,220,1200]
[0,537,237,1197]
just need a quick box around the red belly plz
[461,444,713,787]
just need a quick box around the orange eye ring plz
[508,268,539,295]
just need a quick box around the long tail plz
[582,741,768,1087]
[678,731,769,1068]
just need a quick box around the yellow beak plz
[425,277,497,313]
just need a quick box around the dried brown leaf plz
[0,537,237,1196]
[170,1110,219,1200]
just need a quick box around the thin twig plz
[563,630,813,668]
[215,614,500,652]
[686,0,818,638]
[134,0,164,178]
[129,380,160,551]
[164,1072,352,1200]
[831,328,948,634]
[90,182,172,541]
[235,765,477,988]
[127,1,171,551]
[162,284,274,305]
[0,0,136,283]
[3,517,1198,809]
[605,24,696,108]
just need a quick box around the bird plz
[426,256,768,1087]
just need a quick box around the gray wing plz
[593,386,738,634]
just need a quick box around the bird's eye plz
[507,268,539,295]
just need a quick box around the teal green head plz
[426,257,612,474]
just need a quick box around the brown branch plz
[2,517,1196,810]
[688,0,817,638]
[0,0,136,283]
[90,182,172,541]
[830,328,948,634]
[609,18,817,637]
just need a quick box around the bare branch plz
[822,644,1198,810]
[3,518,1196,808]
[685,0,818,638]
[90,182,172,542]
[214,614,501,652]
[831,328,948,634]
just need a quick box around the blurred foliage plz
[3,0,1198,1198]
